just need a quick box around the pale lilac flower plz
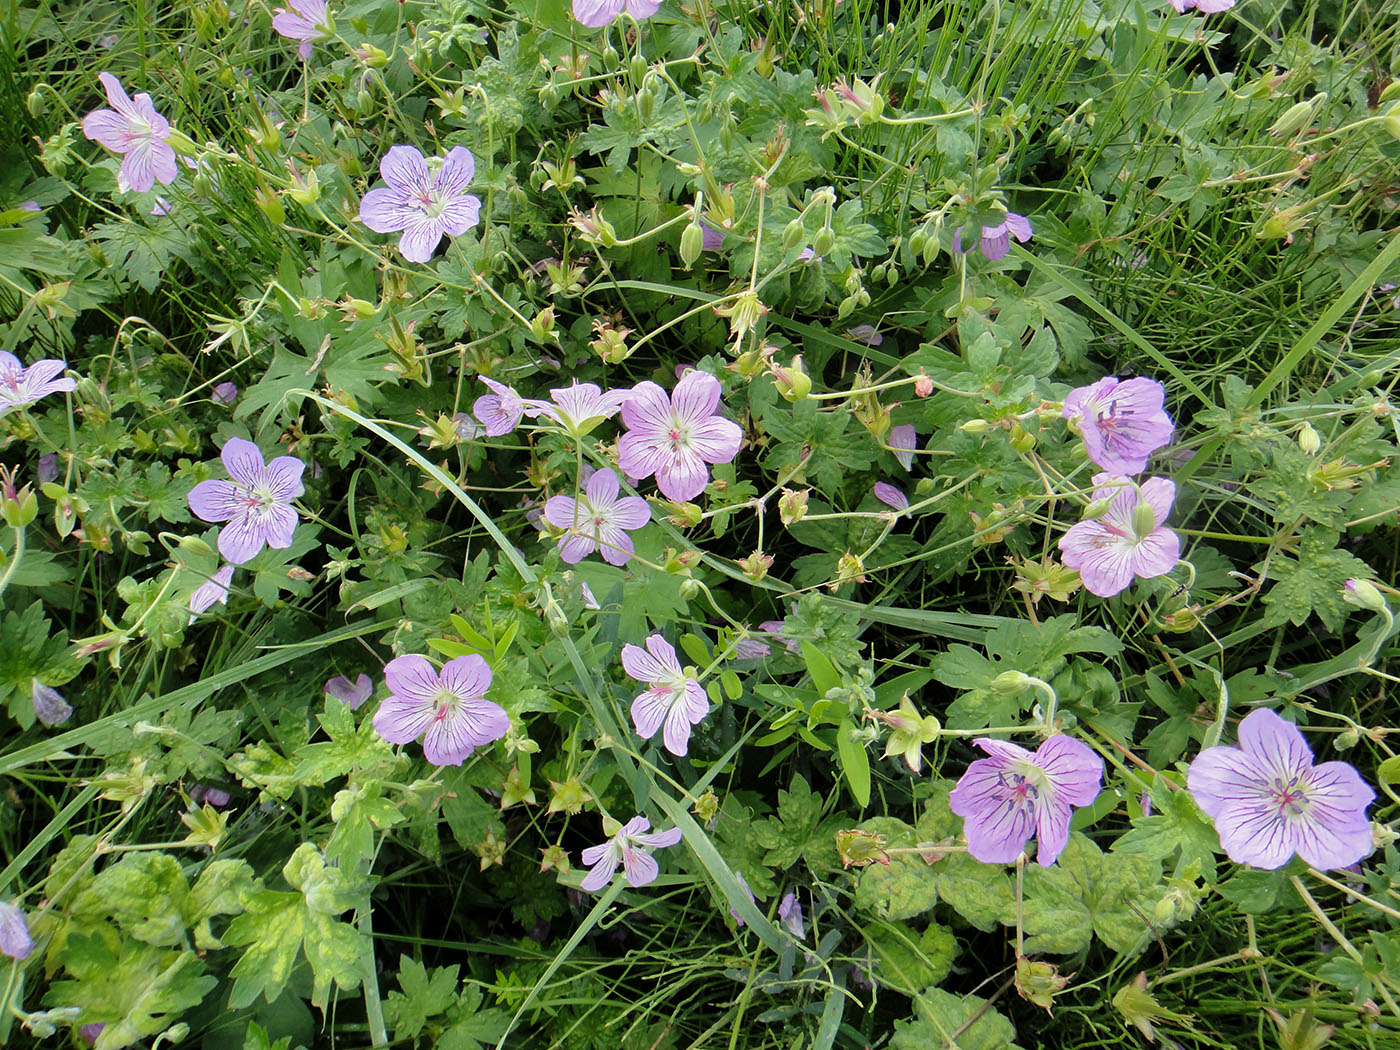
[733,637,771,659]
[700,221,724,251]
[452,412,485,441]
[874,481,908,511]
[80,1024,106,1045]
[797,247,822,263]
[372,654,509,766]
[1062,377,1174,474]
[187,438,304,565]
[187,564,235,623]
[0,353,76,415]
[543,468,650,566]
[580,815,682,891]
[1058,474,1180,598]
[1187,708,1374,870]
[1168,0,1234,11]
[622,635,710,756]
[728,872,756,924]
[846,324,883,347]
[37,454,58,485]
[211,381,238,406]
[572,0,660,29]
[778,892,806,939]
[272,0,333,60]
[81,72,178,194]
[618,370,743,502]
[948,735,1103,867]
[953,212,1032,261]
[535,381,628,437]
[580,581,600,610]
[0,899,34,960]
[325,673,373,709]
[32,680,72,726]
[359,145,481,264]
[761,619,801,654]
[471,376,540,437]
[188,785,231,807]
[888,425,916,471]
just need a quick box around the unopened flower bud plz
[914,372,933,397]
[1009,423,1036,453]
[737,550,773,581]
[783,218,805,251]
[1269,94,1326,138]
[679,577,701,600]
[1342,578,1388,614]
[959,418,990,434]
[1334,726,1360,751]
[1131,499,1158,539]
[1297,422,1321,455]
[1082,496,1114,520]
[812,226,835,258]
[679,220,704,268]
[992,670,1032,694]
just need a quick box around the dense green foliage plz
[2,0,1400,1047]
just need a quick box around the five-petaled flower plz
[948,735,1103,867]
[81,72,179,194]
[580,815,682,891]
[0,352,76,416]
[543,468,651,567]
[188,564,235,623]
[359,145,482,264]
[1058,474,1180,598]
[1187,708,1373,870]
[953,212,1032,261]
[572,0,660,29]
[535,381,628,438]
[1062,377,1174,475]
[372,654,510,766]
[622,635,710,756]
[472,376,541,437]
[188,439,305,565]
[272,0,334,59]
[618,370,743,502]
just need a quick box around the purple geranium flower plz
[888,424,916,470]
[0,352,76,415]
[325,673,374,709]
[572,0,660,28]
[0,899,34,960]
[32,680,72,726]
[187,438,304,565]
[846,324,884,347]
[188,784,231,807]
[472,376,544,437]
[949,735,1103,867]
[700,220,725,252]
[1058,474,1180,597]
[372,654,510,766]
[188,564,235,623]
[1062,377,1174,474]
[622,635,710,756]
[81,72,178,194]
[1187,708,1374,870]
[211,381,238,405]
[874,481,908,511]
[38,454,59,485]
[953,212,1033,261]
[358,145,481,263]
[618,370,743,502]
[778,892,806,939]
[579,815,682,891]
[543,468,651,567]
[728,872,756,924]
[272,0,333,59]
[535,381,628,437]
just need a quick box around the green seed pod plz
[921,236,939,267]
[837,294,856,320]
[679,221,703,268]
[637,85,655,123]
[1131,499,1157,539]
[26,86,48,118]
[629,54,648,84]
[871,263,886,283]
[601,44,619,69]
[909,229,927,255]
[885,265,898,287]
[355,87,374,116]
[783,218,805,252]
